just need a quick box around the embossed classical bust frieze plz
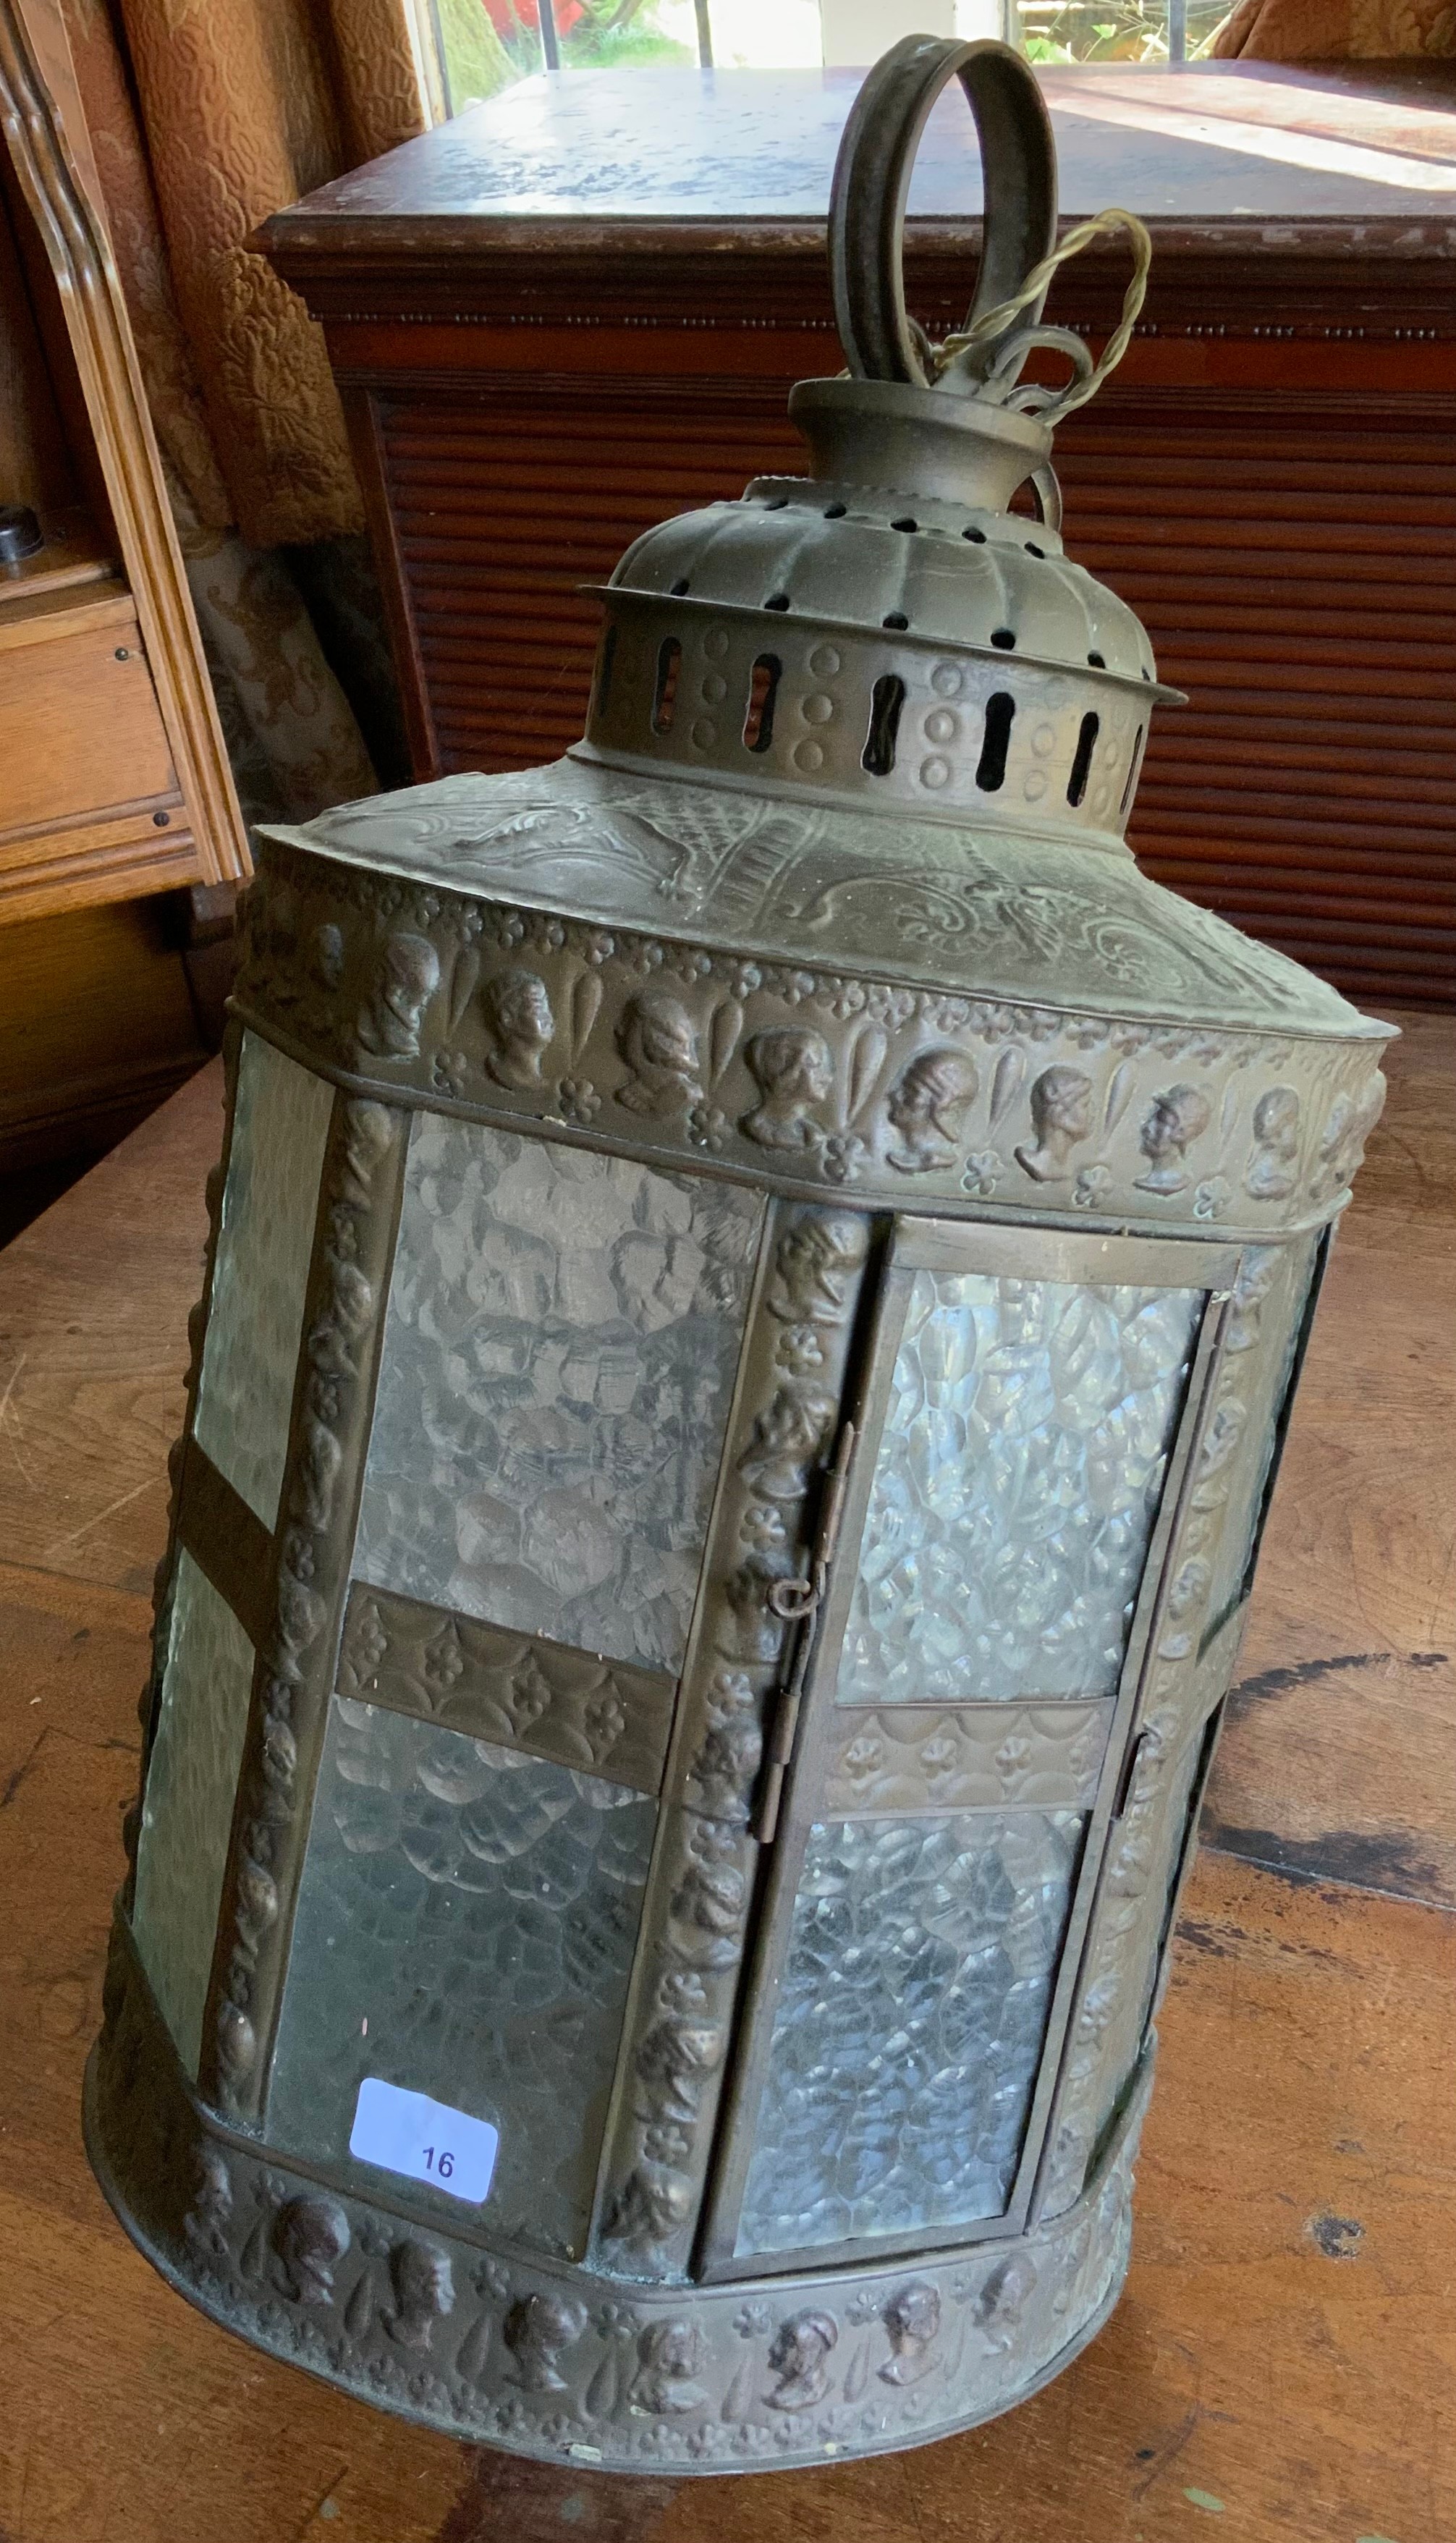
[230,836,1385,1244]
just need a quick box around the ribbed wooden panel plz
[1057,407,1456,1006]
[386,397,802,769]
[383,396,1456,1008]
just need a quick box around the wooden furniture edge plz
[0,0,250,892]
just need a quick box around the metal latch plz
[754,1420,855,1844]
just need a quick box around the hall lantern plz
[87,36,1389,2474]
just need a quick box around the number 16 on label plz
[350,2078,499,2206]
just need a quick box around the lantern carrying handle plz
[829,35,1151,436]
[829,34,1057,397]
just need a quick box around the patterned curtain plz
[62,0,431,823]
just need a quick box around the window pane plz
[736,1809,1083,2256]
[268,1696,656,2258]
[431,0,824,108]
[839,1272,1202,1706]
[355,1117,762,1675]
[193,1031,332,1528]
[131,1551,255,2080]
[1015,0,1227,66]
[432,0,531,114]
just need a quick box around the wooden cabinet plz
[0,0,247,1199]
[263,59,1456,1009]
[0,585,182,872]
[0,0,245,924]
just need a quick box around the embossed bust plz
[615,988,705,1116]
[631,2319,711,2415]
[481,965,555,1089]
[767,1209,868,1322]
[885,1048,980,1173]
[1135,1083,1212,1196]
[357,931,440,1060]
[385,2238,455,2350]
[1015,1065,1094,1184]
[880,2280,942,2385]
[766,2309,839,2410]
[272,2196,350,2307]
[184,2145,233,2272]
[973,2252,1038,2351]
[741,1028,834,1151]
[503,2290,587,2390]
[1245,1085,1301,1199]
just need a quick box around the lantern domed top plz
[586,38,1169,847]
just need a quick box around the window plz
[427,0,1214,122]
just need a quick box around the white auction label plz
[349,2078,499,2206]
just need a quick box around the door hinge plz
[1112,1725,1154,1824]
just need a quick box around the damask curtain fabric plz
[1212,0,1456,54]
[61,0,428,822]
[101,0,428,546]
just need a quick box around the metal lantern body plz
[88,40,1390,2476]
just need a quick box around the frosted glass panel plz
[193,1031,332,1527]
[355,1117,763,1672]
[840,1273,1202,1705]
[737,1809,1082,2256]
[268,1696,656,2258]
[131,1550,255,2080]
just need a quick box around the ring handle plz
[830,35,1058,398]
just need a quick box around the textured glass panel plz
[840,1273,1202,1705]
[268,1696,656,2257]
[131,1549,255,2080]
[355,1117,763,1672]
[737,1809,1083,2256]
[193,1031,333,1527]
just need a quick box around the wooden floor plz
[0,1011,1451,2543]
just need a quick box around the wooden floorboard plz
[0,1012,1450,2542]
[0,1056,217,1599]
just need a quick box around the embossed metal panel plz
[1077,1722,1208,2175]
[353,1116,763,1674]
[839,1272,1203,1707]
[267,1696,657,2259]
[735,1809,1084,2259]
[192,1029,333,1529]
[337,1583,676,1793]
[1198,1236,1323,1638]
[130,1550,256,2081]
[822,1703,1111,1816]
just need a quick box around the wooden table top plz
[264,61,1456,258]
[1,1012,1453,2542]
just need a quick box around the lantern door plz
[700,1217,1238,2279]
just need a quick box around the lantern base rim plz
[85,1913,1146,2475]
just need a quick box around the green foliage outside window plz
[1019,0,1230,61]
